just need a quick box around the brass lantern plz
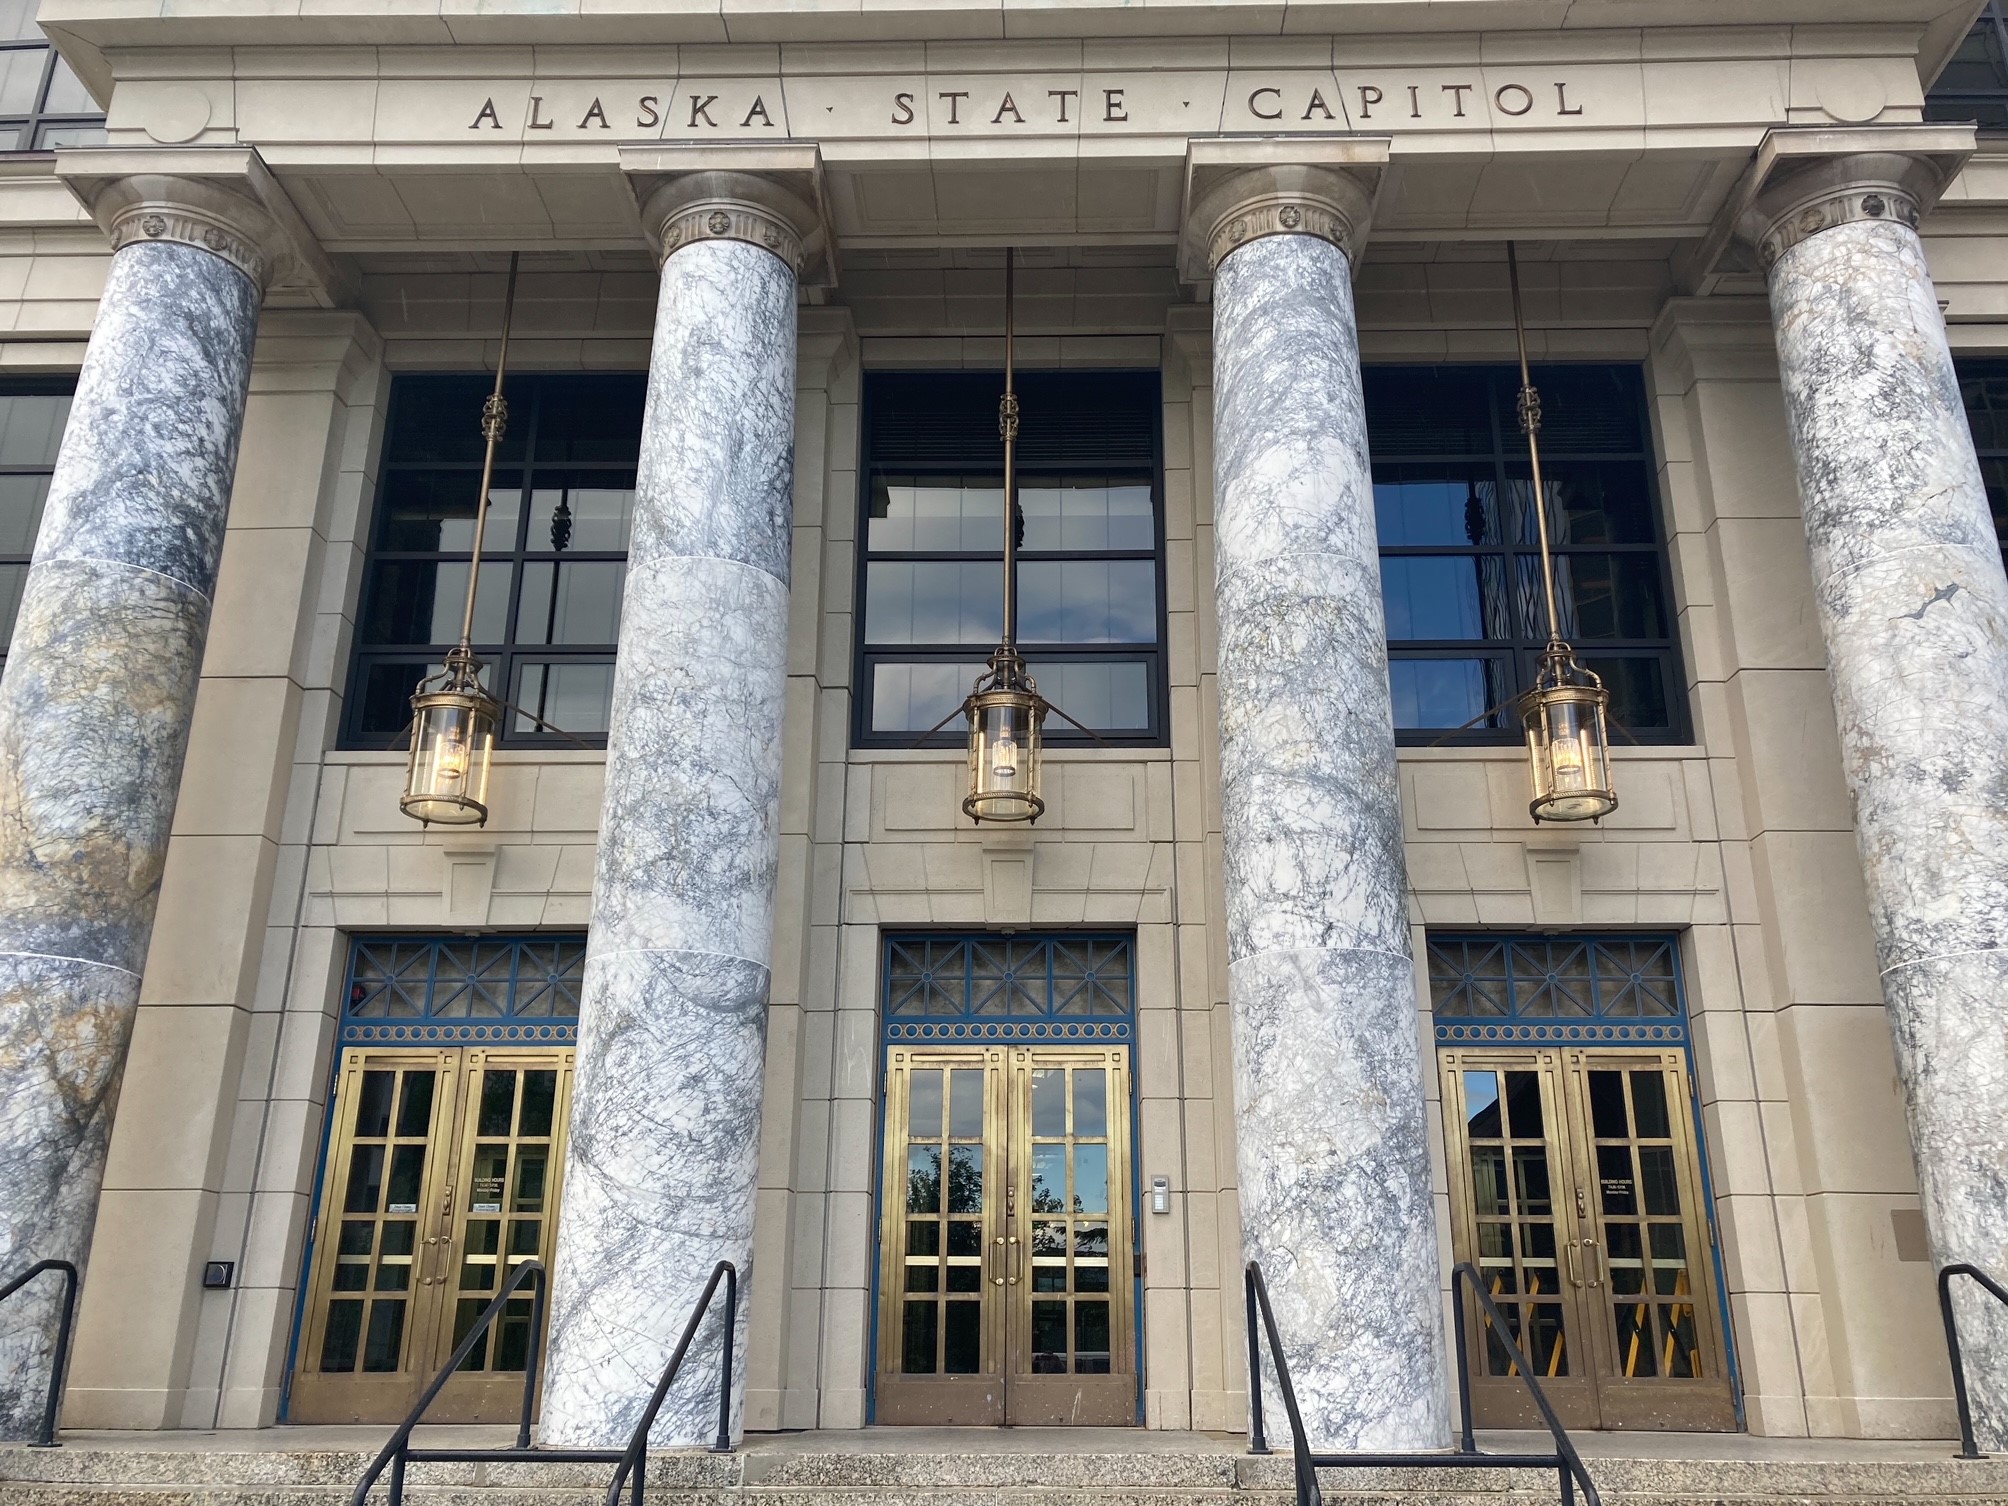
[960,247,1053,824]
[964,647,1047,823]
[1518,645,1616,823]
[399,252,519,828]
[401,646,501,826]
[1507,242,1618,824]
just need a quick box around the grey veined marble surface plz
[1771,214,2008,1449]
[0,239,258,1439]
[541,237,796,1450]
[1209,233,1449,1452]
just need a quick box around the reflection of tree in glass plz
[907,1147,986,1215]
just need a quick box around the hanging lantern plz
[964,648,1047,823]
[401,252,519,828]
[1505,242,1618,823]
[1518,645,1617,824]
[401,647,501,826]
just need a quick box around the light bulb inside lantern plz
[992,726,1019,781]
[436,725,469,785]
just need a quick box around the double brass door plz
[1441,1047,1735,1431]
[290,1047,573,1424]
[875,1046,1136,1425]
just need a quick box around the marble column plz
[1199,168,1449,1451]
[540,174,818,1449]
[0,180,273,1438]
[1744,137,2008,1448]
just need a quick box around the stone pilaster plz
[538,165,824,1449]
[0,167,285,1439]
[1738,127,2008,1446]
[1196,161,1450,1451]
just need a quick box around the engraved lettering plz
[741,95,773,127]
[1556,81,1583,116]
[638,95,660,129]
[1302,87,1335,121]
[470,97,502,130]
[1048,88,1078,122]
[939,90,969,124]
[1442,83,1473,117]
[579,97,609,129]
[1356,85,1382,120]
[1494,83,1534,117]
[1103,87,1127,122]
[689,94,719,127]
[993,92,1025,124]
[527,95,554,130]
[1408,84,1423,118]
[892,91,916,125]
[1249,86,1283,121]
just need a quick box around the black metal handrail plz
[1938,1261,2008,1459]
[0,1259,79,1448]
[601,1259,739,1506]
[1243,1260,1601,1506]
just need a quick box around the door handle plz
[992,1236,1006,1287]
[1582,1238,1603,1289]
[1008,1234,1020,1286]
[1564,1240,1582,1288]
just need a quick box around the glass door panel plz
[875,1048,1006,1424]
[292,1050,461,1422]
[1441,1051,1599,1429]
[291,1047,574,1424]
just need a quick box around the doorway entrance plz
[289,1046,574,1423]
[1440,1045,1734,1430]
[874,1044,1135,1424]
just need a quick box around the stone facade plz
[0,0,1995,1448]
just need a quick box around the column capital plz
[620,143,834,286]
[55,145,347,303]
[1178,137,1388,283]
[1732,125,1974,274]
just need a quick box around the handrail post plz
[1245,1267,1270,1455]
[712,1263,737,1453]
[1451,1267,1476,1455]
[1940,1264,1984,1460]
[387,1448,406,1506]
[517,1264,546,1451]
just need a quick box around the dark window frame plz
[1369,362,1691,747]
[0,35,106,152]
[1927,1,2008,131]
[1956,357,2008,576]
[0,376,76,673]
[852,369,1170,750]
[341,372,645,752]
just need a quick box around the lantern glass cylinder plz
[964,686,1046,823]
[1520,674,1617,823]
[402,682,499,826]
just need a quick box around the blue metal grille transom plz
[882,933,1134,1044]
[340,935,584,1046]
[1428,933,1686,1045]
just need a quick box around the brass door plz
[1441,1047,1734,1431]
[874,1045,1136,1425]
[291,1047,574,1424]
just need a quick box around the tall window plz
[1366,364,1685,744]
[344,374,643,749]
[0,382,70,674]
[1957,360,2008,576]
[1928,2,2008,129]
[0,4,105,150]
[855,371,1165,746]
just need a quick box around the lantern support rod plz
[456,250,521,654]
[1000,246,1019,652]
[1507,242,1564,651]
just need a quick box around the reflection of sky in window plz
[1018,560,1156,643]
[865,562,1003,644]
[1388,659,1498,729]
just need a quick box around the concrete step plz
[5,1445,2008,1505]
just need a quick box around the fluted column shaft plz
[1753,148,2008,1448]
[1204,169,1449,1452]
[0,199,266,1438]
[540,181,808,1448]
